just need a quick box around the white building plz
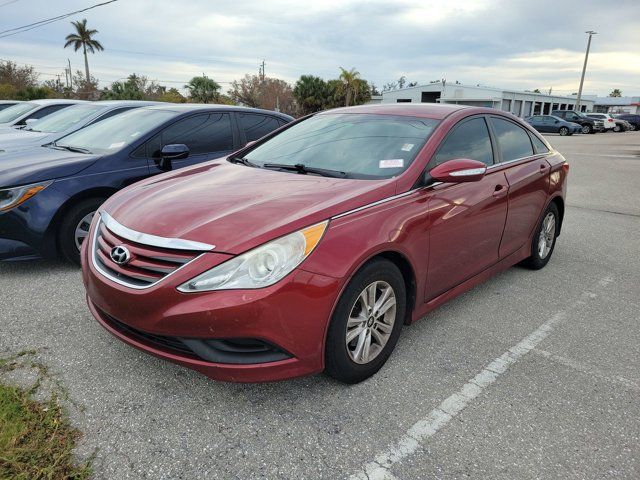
[578,95,640,114]
[381,81,595,117]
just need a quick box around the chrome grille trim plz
[100,211,215,251]
[91,214,204,290]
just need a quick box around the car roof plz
[0,100,22,104]
[89,100,164,107]
[322,103,469,119]
[26,98,87,106]
[141,103,293,120]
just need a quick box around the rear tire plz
[521,202,559,270]
[558,127,569,136]
[58,198,105,265]
[325,259,406,384]
[613,125,621,132]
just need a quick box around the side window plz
[434,117,494,166]
[16,104,69,124]
[88,107,135,125]
[530,134,549,154]
[490,117,534,162]
[153,113,233,157]
[239,114,281,142]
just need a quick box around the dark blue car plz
[0,104,292,263]
[525,115,581,136]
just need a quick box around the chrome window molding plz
[100,211,215,251]
[91,214,205,290]
[486,153,547,171]
[331,183,442,220]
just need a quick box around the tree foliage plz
[101,74,164,100]
[228,74,295,115]
[293,75,329,115]
[158,87,187,103]
[185,76,221,103]
[609,88,622,97]
[0,60,39,91]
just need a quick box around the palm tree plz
[64,19,104,84]
[339,67,361,107]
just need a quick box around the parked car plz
[611,118,632,132]
[551,110,604,134]
[0,101,160,153]
[0,100,21,112]
[525,115,581,136]
[614,114,639,131]
[0,104,292,264]
[586,113,616,131]
[0,99,85,129]
[81,104,568,384]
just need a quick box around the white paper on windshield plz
[401,143,414,151]
[379,159,404,169]
[108,142,125,149]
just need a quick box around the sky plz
[0,0,638,97]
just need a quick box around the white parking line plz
[532,348,639,393]
[349,276,614,480]
[561,152,638,159]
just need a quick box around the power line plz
[0,0,119,39]
[0,0,21,8]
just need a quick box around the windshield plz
[26,104,105,133]
[0,103,37,123]
[53,108,179,154]
[243,113,439,179]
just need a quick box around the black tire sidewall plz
[58,198,105,265]
[324,259,406,383]
[523,202,559,270]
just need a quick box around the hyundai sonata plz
[82,104,568,383]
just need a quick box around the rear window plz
[490,117,534,161]
[239,114,281,142]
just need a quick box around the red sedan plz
[82,104,568,383]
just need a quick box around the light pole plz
[575,30,597,111]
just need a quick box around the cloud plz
[0,0,637,96]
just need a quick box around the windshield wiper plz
[51,143,92,154]
[227,155,259,167]
[262,163,348,178]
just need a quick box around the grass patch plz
[0,352,91,479]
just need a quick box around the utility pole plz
[259,59,265,82]
[67,58,73,89]
[575,30,597,111]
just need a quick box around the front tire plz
[58,198,105,265]
[613,125,621,132]
[521,202,559,270]
[325,259,406,383]
[581,124,593,134]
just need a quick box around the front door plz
[424,116,508,301]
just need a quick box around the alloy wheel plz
[537,212,556,259]
[74,212,95,251]
[345,281,396,365]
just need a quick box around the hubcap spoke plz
[74,212,95,251]
[345,280,397,365]
[538,212,556,259]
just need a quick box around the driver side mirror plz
[157,144,189,172]
[428,158,487,183]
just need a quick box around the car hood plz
[104,161,396,254]
[0,130,53,152]
[0,146,101,187]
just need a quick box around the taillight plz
[562,162,570,173]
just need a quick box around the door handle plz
[492,184,508,198]
[539,164,550,175]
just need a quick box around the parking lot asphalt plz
[1,131,639,480]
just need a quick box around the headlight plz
[0,181,52,212]
[178,221,328,292]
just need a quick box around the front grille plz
[92,215,200,288]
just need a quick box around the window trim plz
[236,112,286,146]
[486,115,537,166]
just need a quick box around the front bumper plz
[83,241,344,382]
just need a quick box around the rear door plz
[425,116,509,300]
[145,112,237,173]
[487,116,551,258]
